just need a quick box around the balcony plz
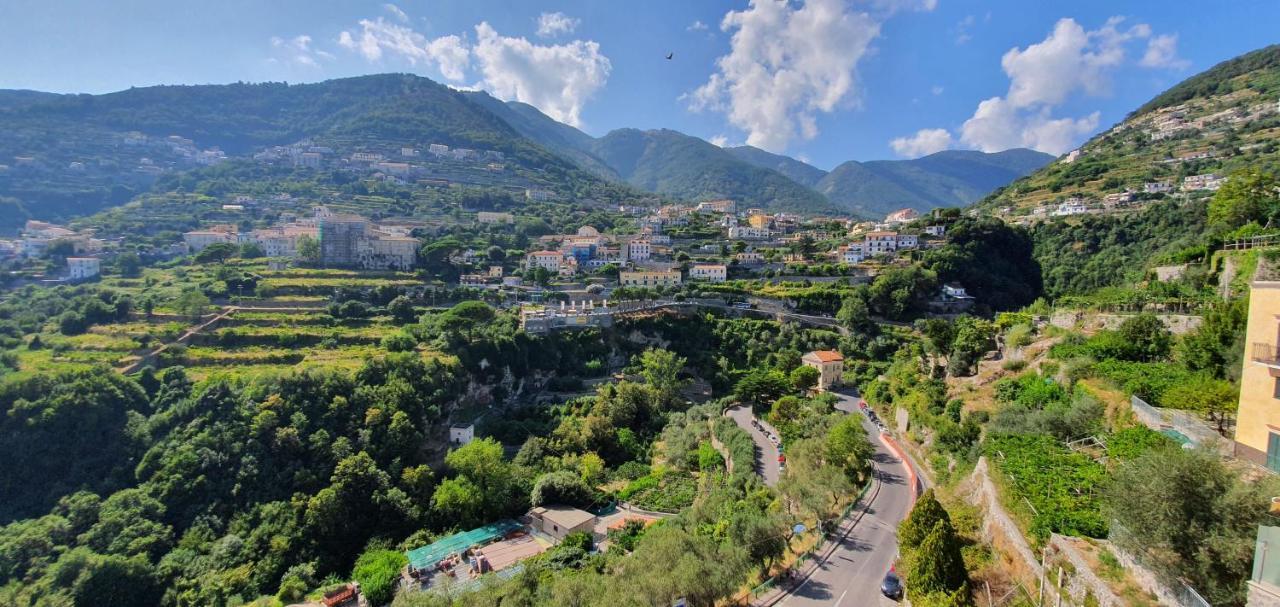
[1252,342,1280,368]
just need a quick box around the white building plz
[449,424,475,445]
[67,257,101,281]
[864,231,899,256]
[942,283,974,300]
[896,234,919,250]
[736,251,764,264]
[183,230,237,252]
[1183,173,1225,191]
[838,245,864,265]
[689,264,727,282]
[924,225,946,237]
[1144,181,1174,194]
[625,239,652,262]
[1053,201,1089,216]
[526,251,564,272]
[728,226,770,240]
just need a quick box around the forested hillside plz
[589,128,841,215]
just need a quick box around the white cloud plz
[338,17,471,81]
[931,85,944,96]
[959,96,1098,154]
[902,16,1180,155]
[334,14,611,127]
[536,12,580,38]
[1001,17,1150,109]
[269,35,334,68]
[688,20,709,31]
[709,135,729,147]
[1140,33,1189,69]
[955,14,975,44]
[890,128,953,157]
[472,22,610,127]
[687,0,881,152]
[383,3,408,23]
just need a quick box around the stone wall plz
[1047,535,1123,607]
[963,457,1043,584]
[1048,311,1203,335]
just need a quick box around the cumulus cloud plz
[269,35,334,68]
[688,20,709,31]
[959,97,1098,154]
[901,16,1181,155]
[383,3,408,23]
[1140,33,1189,69]
[335,15,610,126]
[890,128,953,157]
[687,0,881,152]
[338,17,472,81]
[472,22,610,127]
[536,12,580,38]
[1001,17,1149,108]
[708,135,728,147]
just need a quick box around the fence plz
[1129,395,1233,456]
[1109,523,1212,607]
[1222,233,1280,251]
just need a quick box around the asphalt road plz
[775,390,916,607]
[725,405,782,486]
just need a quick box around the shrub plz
[351,548,407,606]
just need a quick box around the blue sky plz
[1,1,1276,169]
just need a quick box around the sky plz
[1,0,1277,169]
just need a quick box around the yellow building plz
[747,214,772,230]
[802,350,844,391]
[1235,277,1280,471]
[619,270,682,288]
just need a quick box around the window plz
[1274,377,1280,399]
[1268,433,1280,473]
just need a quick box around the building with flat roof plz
[689,264,727,282]
[529,506,596,541]
[67,257,100,281]
[620,269,682,288]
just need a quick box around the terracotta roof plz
[805,350,844,363]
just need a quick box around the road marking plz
[833,588,849,607]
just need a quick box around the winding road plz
[752,389,922,607]
[725,405,783,486]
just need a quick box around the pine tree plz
[898,489,951,549]
[907,519,968,599]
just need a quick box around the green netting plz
[406,520,521,571]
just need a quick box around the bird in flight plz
[665,52,674,60]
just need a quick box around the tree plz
[790,365,820,392]
[1160,375,1237,431]
[947,316,996,377]
[431,477,484,528]
[825,416,873,482]
[388,295,416,325]
[239,242,265,259]
[1208,168,1280,228]
[173,287,211,318]
[194,242,237,264]
[638,348,687,407]
[1105,446,1279,606]
[1116,314,1172,361]
[296,234,320,265]
[734,368,791,413]
[898,489,951,550]
[837,295,873,333]
[906,520,967,600]
[115,252,142,278]
[531,471,594,508]
[353,548,408,607]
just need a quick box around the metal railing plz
[1253,342,1280,366]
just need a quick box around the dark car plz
[881,571,903,600]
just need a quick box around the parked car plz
[881,570,903,600]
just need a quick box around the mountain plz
[589,128,840,215]
[461,91,620,180]
[0,74,612,220]
[976,44,1280,214]
[724,145,828,187]
[816,149,1053,217]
